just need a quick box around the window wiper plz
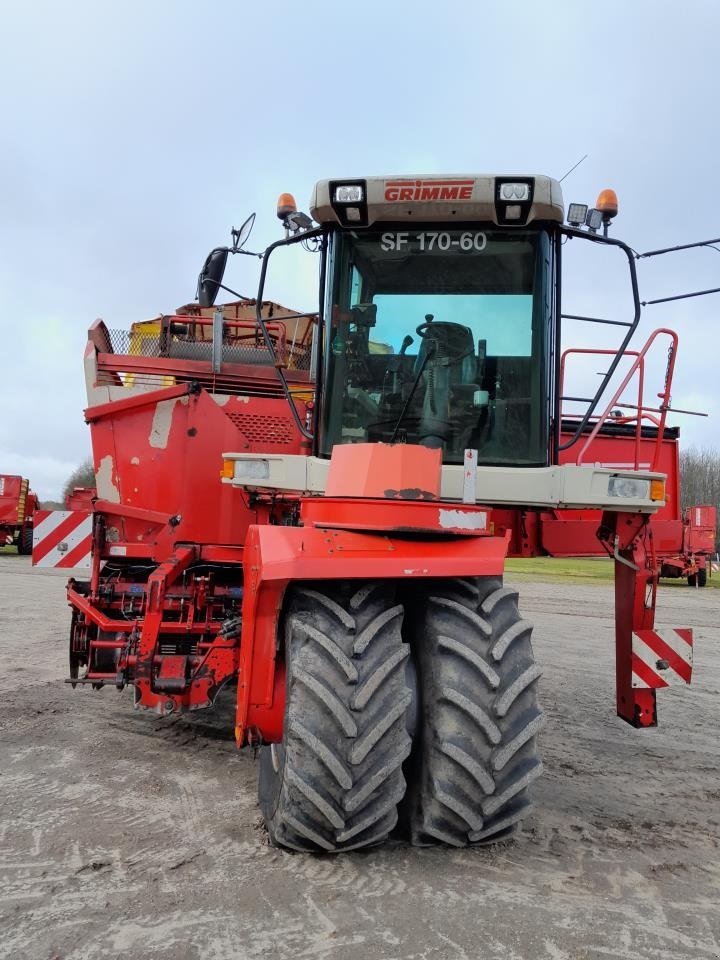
[389,345,435,443]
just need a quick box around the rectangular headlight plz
[608,476,650,499]
[334,184,364,203]
[585,208,603,231]
[567,202,588,226]
[234,459,270,480]
[494,178,533,225]
[499,182,530,201]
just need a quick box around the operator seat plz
[413,321,477,385]
[414,320,482,450]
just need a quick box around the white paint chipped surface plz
[149,398,179,449]
[95,455,120,503]
[438,508,488,530]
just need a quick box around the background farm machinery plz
[1,475,37,554]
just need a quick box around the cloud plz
[1,0,718,506]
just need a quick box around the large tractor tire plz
[697,567,708,588]
[18,525,33,556]
[406,576,543,846]
[259,581,413,852]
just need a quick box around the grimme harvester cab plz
[35,175,697,852]
[0,475,37,554]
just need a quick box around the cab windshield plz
[320,227,552,465]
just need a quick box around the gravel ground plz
[0,555,718,960]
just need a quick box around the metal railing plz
[559,328,679,471]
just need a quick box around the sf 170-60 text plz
[380,232,487,252]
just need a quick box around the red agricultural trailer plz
[65,486,96,511]
[36,175,698,852]
[0,475,37,554]
[659,504,716,586]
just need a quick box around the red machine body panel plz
[686,505,716,555]
[0,475,37,551]
[86,384,306,550]
[0,475,31,525]
[65,487,96,511]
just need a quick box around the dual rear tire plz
[259,576,543,852]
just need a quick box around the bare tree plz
[679,446,720,549]
[62,458,95,502]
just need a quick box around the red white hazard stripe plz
[32,510,92,569]
[631,628,693,689]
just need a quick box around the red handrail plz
[560,328,678,471]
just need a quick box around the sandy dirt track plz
[0,556,718,960]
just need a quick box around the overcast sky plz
[1,0,718,500]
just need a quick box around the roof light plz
[585,208,603,233]
[494,178,534,226]
[499,182,530,201]
[277,193,297,220]
[567,202,588,227]
[329,179,369,226]
[596,188,619,221]
[334,184,364,203]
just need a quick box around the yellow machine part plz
[17,479,28,522]
[126,320,175,388]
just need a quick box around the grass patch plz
[506,557,614,583]
[505,555,719,588]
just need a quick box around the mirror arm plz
[556,226,641,451]
[255,228,325,442]
[200,277,254,302]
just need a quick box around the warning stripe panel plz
[32,511,92,569]
[33,512,86,563]
[645,632,692,681]
[632,653,669,690]
[631,629,693,689]
[57,534,93,569]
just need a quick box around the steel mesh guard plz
[105,328,311,370]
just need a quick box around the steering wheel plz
[415,321,474,363]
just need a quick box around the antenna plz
[558,154,588,183]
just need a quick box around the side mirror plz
[197,247,229,307]
[231,213,256,251]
